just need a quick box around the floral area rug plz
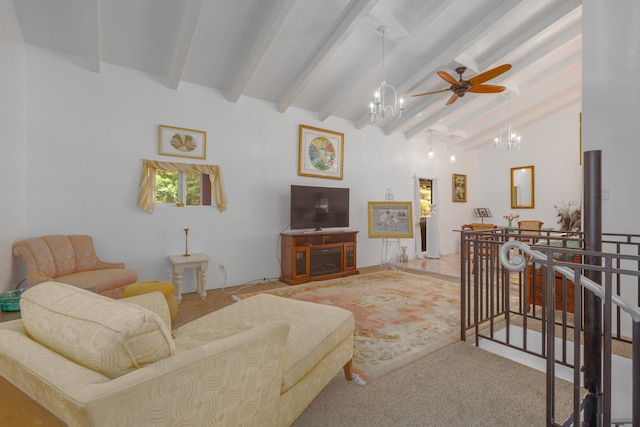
[242,270,460,383]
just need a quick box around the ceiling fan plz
[412,64,512,105]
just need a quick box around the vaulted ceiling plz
[13,0,581,151]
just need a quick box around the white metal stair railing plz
[499,240,640,427]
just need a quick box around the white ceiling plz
[12,0,582,151]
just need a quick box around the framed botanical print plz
[452,174,467,202]
[298,125,344,180]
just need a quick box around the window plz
[137,159,226,214]
[156,171,211,206]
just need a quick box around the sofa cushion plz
[68,235,100,272]
[20,281,175,379]
[172,293,354,393]
[42,235,77,277]
[54,269,138,292]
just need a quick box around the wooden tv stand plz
[280,230,359,285]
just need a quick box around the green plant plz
[555,204,581,233]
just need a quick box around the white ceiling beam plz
[444,42,580,147]
[479,0,581,70]
[167,0,206,90]
[378,0,524,135]
[83,0,101,73]
[461,81,581,151]
[334,0,453,125]
[276,0,376,113]
[227,0,296,103]
[464,96,581,152]
[405,26,580,141]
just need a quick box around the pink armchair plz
[12,235,137,299]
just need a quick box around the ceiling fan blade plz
[468,84,507,93]
[437,70,460,86]
[446,93,459,105]
[468,64,512,85]
[412,88,451,97]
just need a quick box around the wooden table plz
[168,253,210,303]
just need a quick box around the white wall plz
[582,2,640,336]
[13,47,475,291]
[582,2,640,233]
[0,1,26,291]
[477,103,583,229]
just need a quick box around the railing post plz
[633,320,639,427]
[583,150,603,426]
[461,230,467,342]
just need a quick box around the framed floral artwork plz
[158,125,206,159]
[367,201,414,238]
[452,174,467,202]
[298,125,344,180]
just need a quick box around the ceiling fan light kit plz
[369,26,403,126]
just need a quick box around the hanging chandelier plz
[494,95,521,151]
[369,26,403,127]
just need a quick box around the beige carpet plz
[292,339,576,427]
[240,270,461,382]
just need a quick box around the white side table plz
[168,253,210,303]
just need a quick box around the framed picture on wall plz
[367,201,414,238]
[158,125,206,159]
[298,125,344,180]
[452,174,467,202]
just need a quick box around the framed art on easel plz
[367,201,414,238]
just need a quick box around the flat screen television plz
[290,185,349,231]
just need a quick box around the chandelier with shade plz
[494,94,521,151]
[369,27,403,126]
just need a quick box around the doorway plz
[418,179,433,252]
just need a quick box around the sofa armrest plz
[85,320,290,426]
[26,271,53,284]
[0,320,289,427]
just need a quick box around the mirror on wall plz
[511,165,534,209]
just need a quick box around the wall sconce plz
[427,147,435,160]
[450,155,456,163]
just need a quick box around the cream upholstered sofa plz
[0,281,354,426]
[12,235,137,299]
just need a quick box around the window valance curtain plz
[137,159,227,214]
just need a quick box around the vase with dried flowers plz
[555,203,581,234]
[503,213,520,230]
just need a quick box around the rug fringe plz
[352,374,367,386]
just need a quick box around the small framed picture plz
[367,201,414,238]
[298,125,344,180]
[475,208,491,218]
[452,174,467,202]
[158,125,206,159]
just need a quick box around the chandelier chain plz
[369,26,403,127]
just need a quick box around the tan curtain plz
[137,159,227,214]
